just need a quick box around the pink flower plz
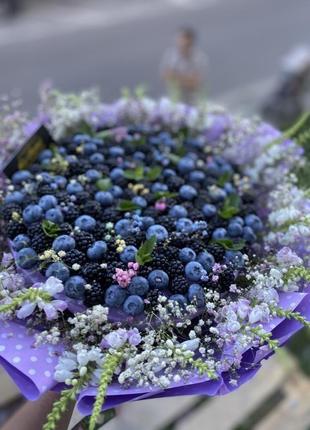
[155,200,167,212]
[113,263,139,288]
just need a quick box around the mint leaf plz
[213,238,245,251]
[95,129,112,139]
[218,194,240,219]
[96,178,111,191]
[146,166,162,181]
[168,153,181,165]
[42,220,61,238]
[123,166,144,181]
[116,200,141,212]
[217,171,232,187]
[154,191,178,200]
[136,235,157,265]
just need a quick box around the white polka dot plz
[0,345,6,352]
[44,371,51,378]
[12,356,21,364]
[15,345,23,350]
[46,357,53,364]
[1,333,7,339]
[17,334,24,339]
[28,369,36,376]
[30,356,38,362]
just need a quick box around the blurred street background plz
[0,0,310,114]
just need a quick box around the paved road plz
[0,0,310,112]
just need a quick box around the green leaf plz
[116,200,141,212]
[213,238,246,251]
[168,153,181,165]
[217,171,232,187]
[42,220,61,238]
[78,120,94,136]
[218,194,240,219]
[153,191,178,200]
[96,178,111,191]
[95,129,112,139]
[146,166,162,181]
[123,166,144,181]
[136,235,157,265]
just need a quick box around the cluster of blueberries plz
[1,127,264,317]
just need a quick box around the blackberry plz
[143,207,158,218]
[188,208,204,221]
[160,245,179,260]
[6,221,27,239]
[37,183,54,197]
[0,203,22,221]
[63,205,80,223]
[82,263,107,283]
[219,267,235,290]
[84,281,106,307]
[236,272,251,289]
[139,265,153,277]
[92,222,105,241]
[59,223,72,235]
[145,288,160,312]
[31,232,52,254]
[152,254,169,271]
[27,222,43,237]
[29,164,42,175]
[56,191,72,206]
[206,243,225,262]
[100,208,122,224]
[74,231,94,253]
[75,191,91,205]
[157,215,175,232]
[167,260,184,277]
[167,175,184,191]
[105,246,119,264]
[191,238,207,254]
[169,232,191,249]
[63,249,87,268]
[82,201,102,219]
[22,195,38,208]
[169,275,189,294]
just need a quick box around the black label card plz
[2,126,54,177]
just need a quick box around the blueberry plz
[12,234,31,251]
[115,219,131,237]
[163,168,176,178]
[120,246,137,263]
[177,157,195,174]
[245,214,263,232]
[52,235,76,252]
[243,226,257,243]
[212,228,227,240]
[179,185,197,200]
[227,222,243,238]
[151,182,168,193]
[169,294,188,307]
[38,195,58,212]
[110,168,124,182]
[123,295,144,316]
[231,216,244,226]
[110,185,123,198]
[176,218,193,234]
[179,247,196,263]
[105,284,127,308]
[4,191,24,204]
[209,187,227,202]
[141,216,155,229]
[38,149,53,162]
[109,146,124,157]
[185,261,206,282]
[188,284,205,307]
[133,151,145,161]
[169,205,188,219]
[75,215,96,232]
[202,204,217,218]
[90,153,104,164]
[16,248,38,270]
[64,276,86,300]
[66,182,84,195]
[23,204,43,224]
[148,270,169,290]
[95,191,114,207]
[146,225,168,242]
[189,170,205,183]
[46,262,70,282]
[225,250,244,268]
[12,170,32,185]
[128,276,149,296]
[132,196,147,208]
[224,182,235,194]
[83,142,97,155]
[85,169,101,182]
[197,251,215,271]
[72,134,91,144]
[45,208,64,224]
[87,241,107,260]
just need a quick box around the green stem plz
[249,327,279,351]
[43,372,91,430]
[89,351,124,430]
[271,306,310,329]
[283,266,310,283]
[0,288,51,314]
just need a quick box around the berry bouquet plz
[0,89,310,430]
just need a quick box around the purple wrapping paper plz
[0,290,309,412]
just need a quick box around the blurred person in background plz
[261,46,310,129]
[160,27,208,104]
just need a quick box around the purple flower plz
[276,247,303,266]
[127,328,142,346]
[101,329,128,349]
